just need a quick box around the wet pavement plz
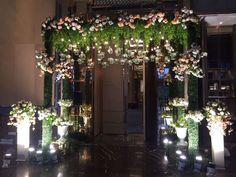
[0,135,236,177]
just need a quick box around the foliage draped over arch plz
[36,7,203,82]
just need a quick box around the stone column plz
[144,62,157,143]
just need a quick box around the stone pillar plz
[199,20,211,147]
[144,62,157,143]
[232,25,236,115]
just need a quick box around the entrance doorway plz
[126,65,143,134]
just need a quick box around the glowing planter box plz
[17,120,30,161]
[211,126,225,169]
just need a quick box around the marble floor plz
[0,135,236,177]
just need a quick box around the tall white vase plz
[176,127,187,146]
[211,125,225,169]
[17,120,30,161]
[57,125,68,141]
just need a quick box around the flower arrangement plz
[58,99,73,107]
[204,100,233,136]
[185,110,204,123]
[169,97,188,107]
[55,61,73,80]
[38,108,57,124]
[170,116,188,128]
[161,105,173,118]
[52,117,73,126]
[79,104,92,119]
[173,44,207,81]
[8,101,36,127]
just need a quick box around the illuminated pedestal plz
[176,127,187,146]
[17,121,30,161]
[211,127,225,169]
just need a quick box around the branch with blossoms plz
[173,44,207,81]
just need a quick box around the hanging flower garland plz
[41,7,198,50]
[173,44,207,81]
[8,101,37,128]
[204,100,233,136]
[37,8,199,79]
[35,50,54,76]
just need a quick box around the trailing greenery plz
[42,120,53,149]
[188,118,199,156]
[188,75,198,110]
[43,73,52,107]
[62,78,71,99]
[41,8,199,52]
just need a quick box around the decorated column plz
[173,45,207,153]
[8,101,36,161]
[185,111,204,155]
[38,108,57,149]
[204,101,233,169]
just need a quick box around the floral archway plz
[33,7,211,156]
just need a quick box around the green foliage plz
[188,75,198,110]
[43,69,52,107]
[46,21,196,52]
[188,118,199,156]
[42,120,53,149]
[62,78,71,99]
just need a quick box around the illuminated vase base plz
[176,127,187,146]
[57,125,68,141]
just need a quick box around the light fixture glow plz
[168,140,172,144]
[36,150,43,154]
[180,155,186,160]
[50,149,56,154]
[5,153,12,157]
[163,138,168,144]
[195,155,203,161]
[28,147,35,152]
[176,150,182,155]
[164,155,168,161]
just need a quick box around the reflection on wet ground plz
[0,135,236,177]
